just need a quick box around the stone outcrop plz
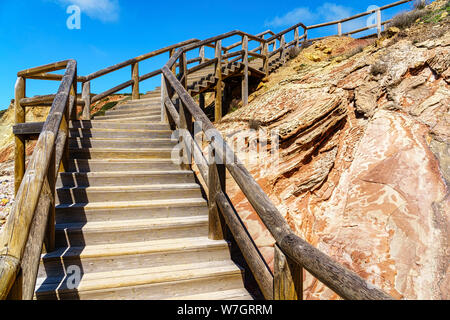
[217,17,449,299]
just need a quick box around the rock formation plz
[217,8,449,299]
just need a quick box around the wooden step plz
[38,237,230,278]
[57,170,195,188]
[93,114,161,122]
[68,137,176,149]
[66,159,182,172]
[105,108,161,116]
[168,288,253,300]
[56,183,202,204]
[69,147,176,160]
[113,104,161,112]
[55,198,208,223]
[35,260,245,300]
[69,128,172,139]
[54,215,209,246]
[70,120,168,130]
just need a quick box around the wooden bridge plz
[0,0,414,300]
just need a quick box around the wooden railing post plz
[223,49,229,63]
[69,68,77,121]
[280,35,286,64]
[14,77,26,196]
[274,244,303,300]
[302,28,308,48]
[160,76,166,123]
[170,48,177,75]
[241,36,249,107]
[178,85,193,170]
[43,148,55,253]
[199,46,206,63]
[131,62,140,100]
[376,9,382,38]
[215,40,223,121]
[179,52,188,89]
[338,22,342,36]
[294,27,300,47]
[199,93,205,109]
[81,81,91,120]
[208,140,226,240]
[262,42,269,77]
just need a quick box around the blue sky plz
[0,0,415,111]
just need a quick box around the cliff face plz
[218,15,449,299]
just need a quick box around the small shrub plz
[344,45,364,59]
[370,61,387,76]
[248,119,262,130]
[287,46,301,59]
[228,99,240,113]
[388,9,429,29]
[413,0,429,10]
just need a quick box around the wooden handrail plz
[83,39,200,82]
[307,0,412,29]
[0,60,77,299]
[160,19,394,298]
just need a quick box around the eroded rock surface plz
[217,21,449,299]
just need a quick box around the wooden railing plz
[0,60,77,299]
[305,0,414,41]
[160,27,393,300]
[1,0,416,300]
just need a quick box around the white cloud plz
[56,0,119,22]
[265,7,315,27]
[265,3,355,28]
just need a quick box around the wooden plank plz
[24,73,86,82]
[17,60,68,77]
[274,244,303,300]
[91,80,133,103]
[13,122,44,135]
[20,95,85,107]
[187,58,217,76]
[139,69,162,82]
[216,192,273,300]
[14,77,26,196]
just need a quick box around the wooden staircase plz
[34,88,253,300]
[2,24,394,301]
[186,56,284,96]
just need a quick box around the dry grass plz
[389,9,429,29]
[287,46,301,59]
